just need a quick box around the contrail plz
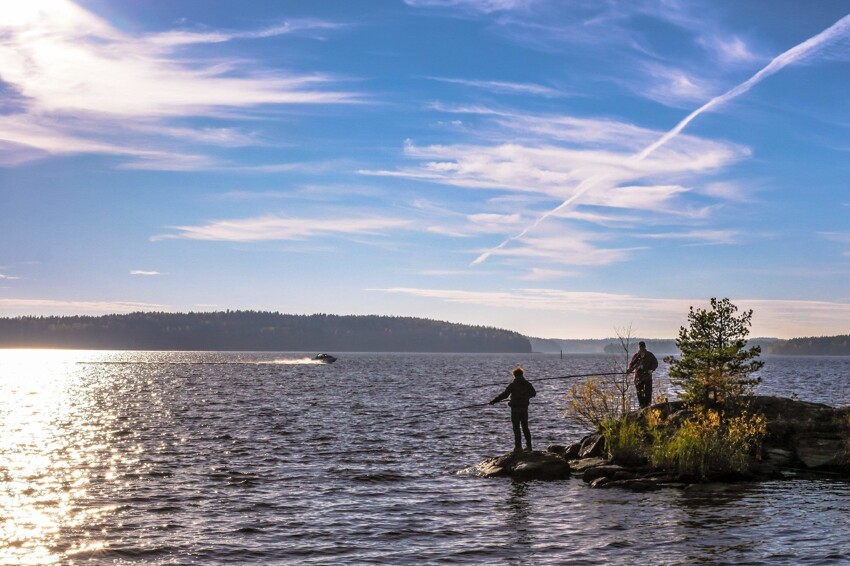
[472,13,850,266]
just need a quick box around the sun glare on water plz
[0,350,115,564]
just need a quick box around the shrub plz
[649,408,766,479]
[565,375,632,430]
[564,325,640,428]
[602,417,647,465]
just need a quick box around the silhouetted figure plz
[490,367,536,452]
[628,341,658,409]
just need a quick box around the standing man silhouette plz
[490,367,536,452]
[628,341,658,409]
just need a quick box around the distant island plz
[0,311,532,353]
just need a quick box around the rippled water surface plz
[2,351,850,564]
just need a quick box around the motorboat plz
[313,353,337,364]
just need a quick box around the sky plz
[1,0,849,339]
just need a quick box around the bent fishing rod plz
[469,371,628,389]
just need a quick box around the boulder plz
[763,447,794,466]
[563,441,582,459]
[546,444,567,456]
[463,450,571,480]
[794,435,850,469]
[579,433,606,458]
[582,465,627,483]
[569,457,608,472]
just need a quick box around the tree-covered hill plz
[768,335,850,356]
[0,311,532,353]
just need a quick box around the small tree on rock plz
[664,298,764,407]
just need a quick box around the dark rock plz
[748,460,782,480]
[563,441,582,459]
[610,449,648,467]
[546,444,567,456]
[579,433,606,458]
[569,457,608,472]
[794,435,850,469]
[463,450,571,480]
[612,470,638,481]
[764,446,795,466]
[582,465,626,483]
[589,476,610,488]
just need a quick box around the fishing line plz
[468,371,628,389]
[392,400,504,422]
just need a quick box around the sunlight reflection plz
[0,350,115,564]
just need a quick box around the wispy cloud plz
[698,34,763,65]
[427,76,563,97]
[0,273,22,280]
[0,2,357,117]
[0,0,357,168]
[636,62,719,106]
[130,270,162,276]
[148,19,347,47]
[359,103,751,270]
[404,0,537,14]
[820,231,850,256]
[476,232,645,266]
[473,12,850,265]
[153,215,412,242]
[519,267,577,281]
[0,298,166,314]
[364,135,746,199]
[698,181,754,202]
[641,229,740,245]
[820,231,850,244]
[361,128,745,233]
[370,288,850,338]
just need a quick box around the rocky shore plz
[464,396,850,489]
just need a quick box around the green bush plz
[602,417,647,465]
[649,409,766,479]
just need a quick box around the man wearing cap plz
[628,341,658,409]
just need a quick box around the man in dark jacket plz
[628,341,658,409]
[489,367,537,452]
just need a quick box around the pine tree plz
[664,298,764,406]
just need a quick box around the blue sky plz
[1,0,849,339]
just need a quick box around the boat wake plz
[264,358,327,365]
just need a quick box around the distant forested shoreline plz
[1,311,846,355]
[0,311,532,353]
[766,335,850,356]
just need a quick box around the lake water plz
[2,350,850,564]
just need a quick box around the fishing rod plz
[394,400,504,421]
[469,371,628,389]
[393,372,629,421]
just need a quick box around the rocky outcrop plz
[461,450,571,480]
[565,396,850,487]
[746,396,850,474]
[464,397,850,485]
